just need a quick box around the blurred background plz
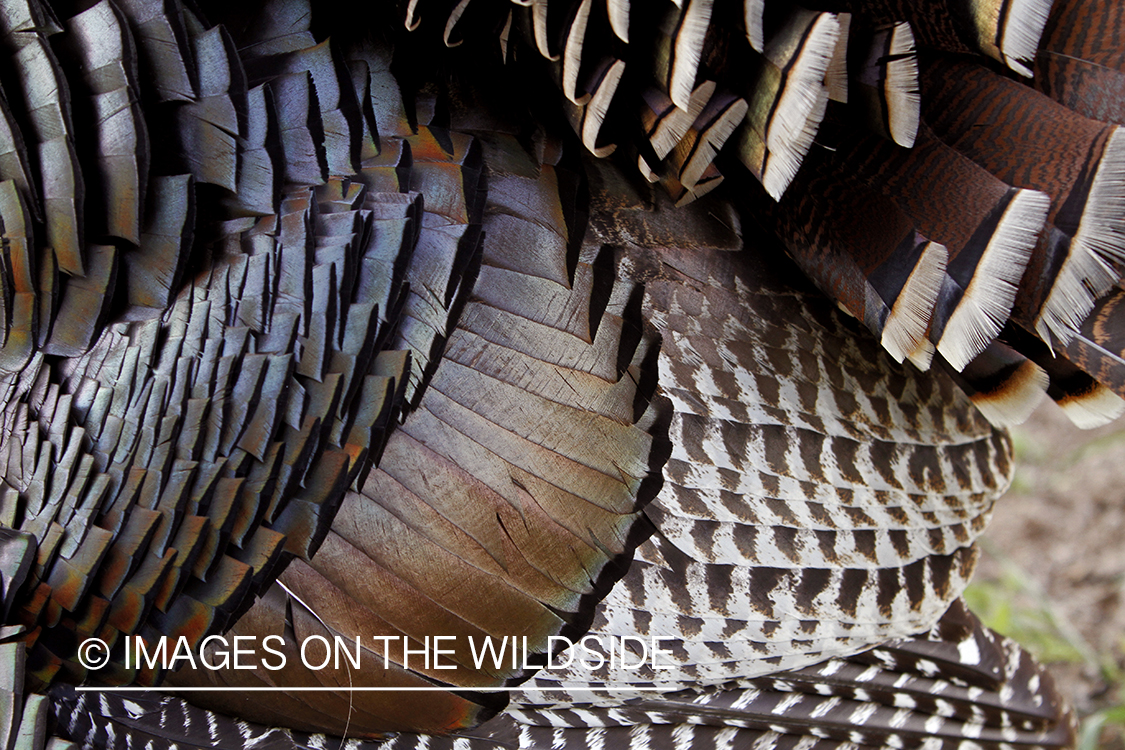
[970,404,1125,749]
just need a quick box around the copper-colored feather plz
[0,1,1117,749]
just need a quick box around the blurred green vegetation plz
[966,538,1125,750]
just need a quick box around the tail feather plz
[937,339,1048,427]
[998,323,1125,428]
[654,0,715,111]
[1034,50,1125,125]
[848,19,919,147]
[923,60,1125,292]
[375,0,1122,394]
[641,82,717,163]
[664,92,746,193]
[1062,286,1125,400]
[771,148,946,366]
[821,0,1052,77]
[1036,0,1125,75]
[562,57,626,158]
[831,120,1048,369]
[737,9,839,200]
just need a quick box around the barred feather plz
[0,2,1117,750]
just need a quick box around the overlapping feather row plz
[0,0,1117,749]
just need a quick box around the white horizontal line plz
[75,686,685,693]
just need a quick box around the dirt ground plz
[972,402,1125,749]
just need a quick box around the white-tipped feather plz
[1034,127,1125,343]
[906,338,936,371]
[763,83,830,200]
[580,59,626,157]
[607,0,629,42]
[532,0,560,60]
[442,0,474,47]
[761,12,839,200]
[673,165,724,206]
[676,97,748,190]
[937,189,1049,371]
[404,0,422,30]
[881,241,947,364]
[1072,127,1125,271]
[1033,240,1116,346]
[562,0,594,103]
[499,8,513,59]
[637,154,659,183]
[999,0,1053,77]
[648,81,715,159]
[1058,382,1125,429]
[884,22,919,148]
[826,13,851,104]
[692,165,723,196]
[744,0,764,52]
[671,0,715,109]
[969,360,1049,427]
